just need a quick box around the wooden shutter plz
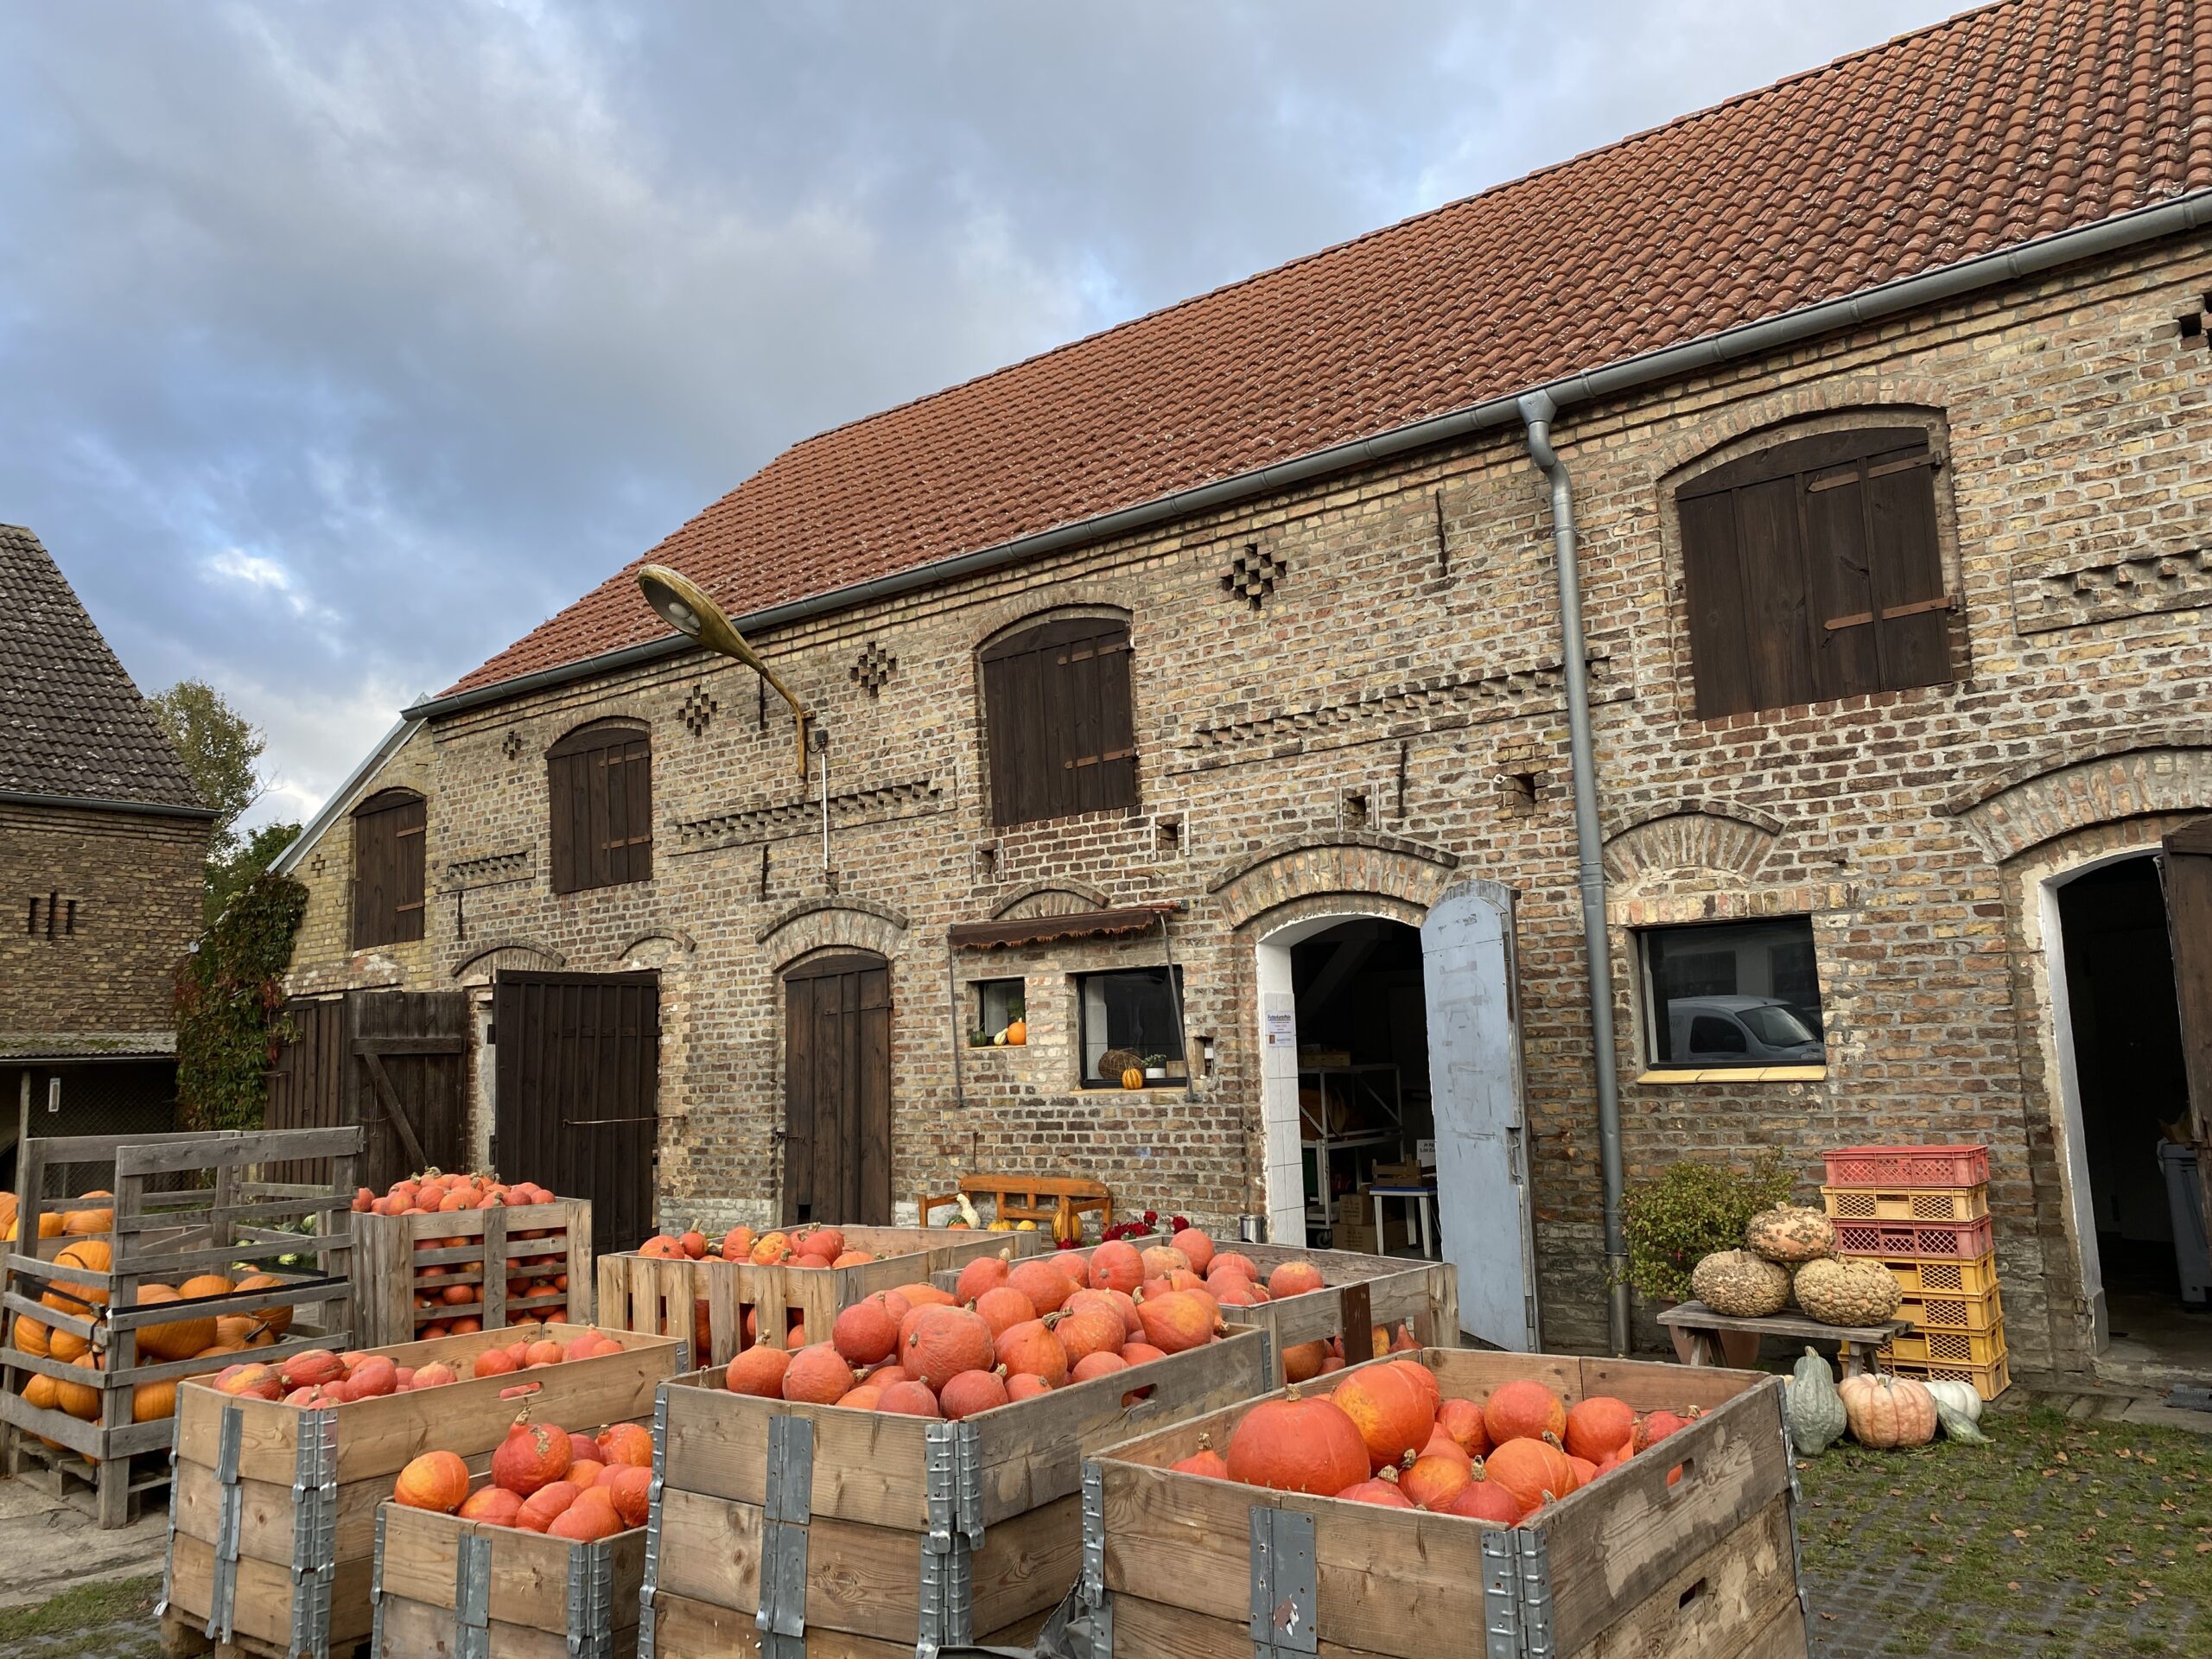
[2166,817,2212,1227]
[1679,425,1951,719]
[351,790,425,947]
[548,722,652,893]
[982,618,1137,826]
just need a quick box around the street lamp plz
[635,563,810,779]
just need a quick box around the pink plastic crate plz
[1821,1144,1989,1188]
[1833,1214,1994,1259]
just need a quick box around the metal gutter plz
[0,788,218,820]
[269,716,423,876]
[405,187,2212,725]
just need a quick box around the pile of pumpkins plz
[637,1222,876,1271]
[1185,1360,1695,1520]
[1782,1348,1986,1456]
[365,1171,575,1338]
[353,1170,566,1216]
[1690,1203,1904,1328]
[391,1415,654,1542]
[207,1327,628,1408]
[716,1230,1262,1417]
[5,1192,301,1434]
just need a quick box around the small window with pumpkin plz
[1077,967,1185,1088]
[972,979,1025,1047]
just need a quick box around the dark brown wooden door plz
[493,971,658,1256]
[782,952,891,1226]
[263,991,466,1192]
[2164,816,2212,1222]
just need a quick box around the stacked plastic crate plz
[1822,1142,2009,1399]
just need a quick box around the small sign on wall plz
[1264,1008,1296,1048]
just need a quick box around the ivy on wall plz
[175,870,308,1134]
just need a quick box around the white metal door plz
[1421,879,1537,1350]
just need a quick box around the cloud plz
[0,1,1957,823]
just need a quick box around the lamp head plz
[637,563,755,664]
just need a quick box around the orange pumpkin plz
[61,1192,114,1236]
[491,1415,572,1497]
[1266,1261,1325,1300]
[901,1306,994,1389]
[55,1353,104,1421]
[1086,1240,1144,1295]
[1483,1378,1568,1446]
[1120,1067,1144,1090]
[723,1346,791,1399]
[1399,1452,1472,1511]
[952,1255,1009,1304]
[781,1343,859,1404]
[1447,1478,1525,1522]
[1563,1395,1637,1462]
[1225,1395,1370,1494]
[44,1237,112,1314]
[394,1450,470,1513]
[133,1285,218,1362]
[1332,1362,1437,1471]
[1004,1019,1027,1046]
[1436,1396,1491,1459]
[1481,1436,1577,1514]
[11,1313,51,1359]
[22,1371,60,1414]
[131,1380,179,1423]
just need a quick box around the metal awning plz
[948,905,1177,950]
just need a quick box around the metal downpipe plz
[1519,390,1630,1357]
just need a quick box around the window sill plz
[1636,1065,1827,1084]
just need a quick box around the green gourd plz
[1932,1395,1989,1445]
[1783,1347,1847,1456]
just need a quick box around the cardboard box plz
[1373,1160,1425,1185]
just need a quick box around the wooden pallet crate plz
[598,1225,1038,1368]
[162,1322,683,1658]
[369,1474,647,1659]
[1084,1347,1808,1659]
[643,1327,1274,1657]
[934,1242,1459,1383]
[353,1198,594,1347]
[0,1123,362,1529]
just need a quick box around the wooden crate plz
[162,1322,683,1658]
[598,1225,1037,1368]
[0,1123,363,1529]
[1084,1348,1809,1659]
[353,1198,594,1347]
[370,1476,646,1659]
[936,1241,1459,1384]
[644,1326,1274,1657]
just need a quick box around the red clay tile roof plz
[445,0,2212,699]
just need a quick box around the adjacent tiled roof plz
[447,0,2212,699]
[0,524,207,810]
[0,1032,177,1061]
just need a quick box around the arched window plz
[980,616,1136,827]
[1677,423,1956,719]
[548,720,652,894]
[352,788,426,947]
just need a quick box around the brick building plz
[0,524,215,1182]
[279,0,2212,1384]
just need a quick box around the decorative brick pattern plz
[849,642,898,695]
[1602,810,1781,882]
[1221,544,1287,610]
[1950,744,2212,863]
[2014,543,2212,632]
[679,684,719,735]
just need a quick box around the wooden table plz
[1368,1182,1440,1259]
[916,1173,1112,1240]
[1656,1300,1913,1374]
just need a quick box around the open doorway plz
[2056,855,2212,1374]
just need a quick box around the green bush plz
[1621,1153,1795,1305]
[175,870,308,1134]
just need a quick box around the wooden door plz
[492,972,658,1256]
[263,991,466,1192]
[2164,816,2212,1222]
[782,952,892,1226]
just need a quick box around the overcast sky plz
[0,1,1957,827]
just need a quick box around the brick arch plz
[991,880,1112,918]
[1602,804,1783,881]
[969,588,1136,654]
[754,895,910,969]
[1948,741,2212,863]
[1648,375,1952,480]
[1209,831,1459,932]
[448,938,567,983]
[618,929,696,970]
[1247,890,1429,939]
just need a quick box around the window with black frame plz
[1640,918,1825,1069]
[1077,967,1185,1086]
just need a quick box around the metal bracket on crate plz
[156,1443,181,1621]
[206,1402,245,1639]
[756,1413,814,1659]
[1078,1461,1106,1605]
[1480,1525,1556,1659]
[925,1419,957,1553]
[291,1406,341,1657]
[639,1386,670,1659]
[1248,1506,1317,1658]
[369,1507,387,1659]
[567,1537,618,1659]
[917,1531,976,1659]
[1775,1379,1811,1618]
[454,1531,493,1659]
[1515,1527,1554,1658]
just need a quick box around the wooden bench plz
[916,1173,1112,1241]
[1658,1300,1913,1374]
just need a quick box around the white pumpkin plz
[1920,1377,1983,1423]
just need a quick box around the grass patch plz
[1800,1402,2212,1654]
[0,1574,160,1643]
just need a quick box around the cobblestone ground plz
[1800,1402,2212,1657]
[3,1403,2209,1658]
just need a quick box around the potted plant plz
[1621,1153,1793,1366]
[1141,1052,1169,1082]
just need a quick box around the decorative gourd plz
[1743,1205,1834,1264]
[1690,1249,1791,1318]
[1836,1372,1938,1448]
[1933,1395,1989,1444]
[1921,1378,1983,1423]
[1005,1020,1027,1046]
[1792,1258,1902,1326]
[1121,1067,1144,1090]
[1783,1348,1847,1456]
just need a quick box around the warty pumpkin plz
[1743,1205,1834,1264]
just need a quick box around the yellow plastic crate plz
[1897,1283,2002,1332]
[1880,1319,2006,1367]
[1883,1350,2011,1402]
[1822,1183,1988,1223]
[1846,1253,2000,1297]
